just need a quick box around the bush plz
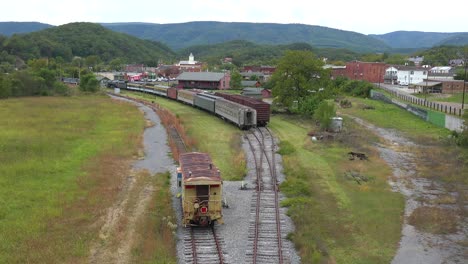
[79,74,99,92]
[313,101,336,130]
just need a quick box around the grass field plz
[413,91,466,104]
[0,96,144,263]
[270,114,405,263]
[132,172,177,263]
[120,91,246,180]
[340,97,451,142]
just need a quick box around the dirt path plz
[89,97,174,263]
[349,116,467,264]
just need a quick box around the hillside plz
[437,33,468,46]
[179,40,359,65]
[1,22,175,62]
[101,21,390,53]
[370,31,463,48]
[0,22,53,36]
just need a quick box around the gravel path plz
[350,116,467,264]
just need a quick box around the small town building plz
[240,71,265,81]
[176,72,231,90]
[428,66,455,81]
[241,88,272,99]
[324,65,346,80]
[241,80,262,87]
[449,59,465,67]
[384,66,398,84]
[441,80,468,94]
[395,66,428,86]
[177,53,203,72]
[414,81,443,93]
[407,56,424,66]
[344,61,387,83]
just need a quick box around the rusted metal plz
[190,227,198,264]
[211,225,225,264]
[179,152,222,181]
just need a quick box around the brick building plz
[176,72,231,90]
[441,80,467,94]
[344,61,387,83]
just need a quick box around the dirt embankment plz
[349,116,468,264]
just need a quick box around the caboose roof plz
[179,152,222,182]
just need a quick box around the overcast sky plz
[2,0,467,34]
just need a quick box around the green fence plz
[427,110,446,128]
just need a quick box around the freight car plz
[215,93,270,126]
[178,152,224,227]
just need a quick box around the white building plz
[384,66,398,84]
[396,66,428,86]
[428,66,455,81]
[178,53,197,66]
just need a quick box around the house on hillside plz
[176,72,231,90]
[407,56,424,66]
[449,59,465,67]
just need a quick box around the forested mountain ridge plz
[0,22,53,36]
[369,31,468,48]
[101,21,390,52]
[3,21,467,53]
[0,22,175,63]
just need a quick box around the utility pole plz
[462,60,466,109]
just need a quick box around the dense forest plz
[0,23,175,64]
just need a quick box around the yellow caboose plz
[178,152,224,227]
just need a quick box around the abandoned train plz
[111,82,270,129]
[177,152,224,227]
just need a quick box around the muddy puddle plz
[350,116,467,264]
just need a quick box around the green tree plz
[454,68,468,81]
[271,50,329,109]
[230,70,242,89]
[0,74,12,98]
[109,58,125,71]
[79,74,99,92]
[313,100,336,130]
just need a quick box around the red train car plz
[214,93,270,126]
[167,87,178,99]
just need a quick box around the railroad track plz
[245,127,287,264]
[183,226,228,264]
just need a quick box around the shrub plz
[313,101,336,130]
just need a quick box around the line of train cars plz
[118,82,270,129]
[177,152,224,227]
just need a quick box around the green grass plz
[340,97,450,142]
[270,114,404,263]
[0,96,144,263]
[413,92,466,104]
[132,172,177,263]
[120,90,247,180]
